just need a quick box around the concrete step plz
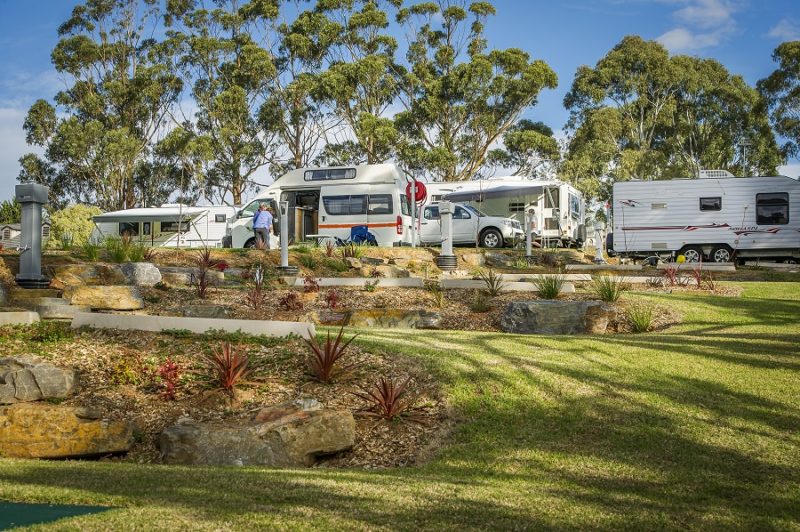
[0,311,40,326]
[9,288,62,304]
[36,304,91,320]
[32,297,69,306]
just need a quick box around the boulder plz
[461,253,485,267]
[373,265,410,279]
[64,285,144,310]
[500,300,617,335]
[0,355,78,404]
[361,257,386,266]
[0,403,134,459]
[349,309,441,329]
[121,262,162,286]
[485,252,514,268]
[343,257,362,269]
[182,304,230,319]
[159,401,354,467]
[50,264,125,287]
[307,309,351,326]
[160,271,191,286]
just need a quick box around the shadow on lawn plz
[0,295,798,528]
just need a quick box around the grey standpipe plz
[277,200,298,275]
[434,200,457,271]
[15,183,50,289]
[410,180,417,248]
[593,221,607,264]
[525,208,534,259]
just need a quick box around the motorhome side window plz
[215,214,227,223]
[756,193,789,224]
[161,221,190,232]
[699,197,722,211]
[367,194,393,215]
[119,222,138,237]
[304,168,356,181]
[323,195,367,215]
[569,194,581,217]
[401,195,410,216]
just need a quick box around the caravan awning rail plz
[93,207,208,223]
[443,184,544,202]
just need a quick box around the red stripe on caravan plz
[318,222,397,229]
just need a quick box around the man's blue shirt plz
[253,210,273,229]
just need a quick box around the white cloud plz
[778,163,800,180]
[656,0,740,52]
[767,18,800,41]
[0,107,39,201]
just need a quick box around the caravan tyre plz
[679,245,704,263]
[710,245,733,263]
[480,228,503,248]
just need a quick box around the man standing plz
[252,202,273,249]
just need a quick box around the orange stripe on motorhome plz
[318,222,397,229]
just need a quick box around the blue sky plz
[0,0,798,201]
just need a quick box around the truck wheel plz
[480,228,503,248]
[710,245,733,263]
[244,238,256,249]
[679,245,704,263]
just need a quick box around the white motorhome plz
[226,164,415,248]
[91,204,237,248]
[425,177,586,247]
[610,172,800,262]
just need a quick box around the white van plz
[226,164,415,248]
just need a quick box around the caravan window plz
[119,222,138,237]
[509,202,525,213]
[401,195,410,216]
[569,194,581,218]
[142,222,151,236]
[323,195,367,216]
[544,188,560,209]
[700,197,722,211]
[368,194,393,215]
[215,214,227,223]
[304,168,356,181]
[756,193,789,224]
[161,221,190,232]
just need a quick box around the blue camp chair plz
[335,225,378,246]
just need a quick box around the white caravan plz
[610,172,800,262]
[425,177,586,247]
[91,204,237,248]
[226,164,415,248]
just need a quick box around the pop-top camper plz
[91,204,237,248]
[609,171,800,262]
[425,177,586,247]
[226,164,415,248]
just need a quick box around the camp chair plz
[335,225,378,246]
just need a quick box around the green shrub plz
[591,275,628,302]
[30,321,73,343]
[340,242,364,259]
[425,281,445,308]
[469,290,492,312]
[364,279,379,292]
[297,254,317,270]
[105,237,128,263]
[82,241,101,261]
[533,274,564,299]
[324,258,349,272]
[627,302,654,333]
[49,204,103,248]
[127,242,147,262]
[294,245,311,254]
[479,268,505,296]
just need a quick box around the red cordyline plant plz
[205,342,254,394]
[158,359,181,400]
[688,264,704,289]
[324,240,336,258]
[662,264,680,286]
[191,248,220,298]
[303,326,360,383]
[353,376,415,421]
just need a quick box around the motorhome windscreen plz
[756,193,789,224]
[304,168,356,181]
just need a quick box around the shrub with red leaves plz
[325,289,340,309]
[303,275,320,293]
[303,326,359,383]
[279,291,304,311]
[324,240,336,257]
[215,261,230,272]
[205,342,253,394]
[157,359,181,400]
[353,376,415,421]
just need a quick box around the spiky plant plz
[353,376,415,421]
[303,326,360,383]
[205,342,253,394]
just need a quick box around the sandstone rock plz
[160,271,191,286]
[121,262,162,286]
[391,258,410,268]
[50,264,125,286]
[159,403,354,467]
[461,253,485,267]
[253,398,322,423]
[182,304,230,319]
[64,285,144,310]
[485,252,514,268]
[0,403,134,459]
[343,257,362,269]
[349,309,441,329]
[361,257,386,266]
[0,355,78,404]
[500,300,617,335]
[307,309,351,326]
[373,265,410,278]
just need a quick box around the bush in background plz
[48,204,102,248]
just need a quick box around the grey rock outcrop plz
[159,399,354,467]
[0,355,78,404]
[500,300,617,335]
[121,262,162,286]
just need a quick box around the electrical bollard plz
[15,183,50,289]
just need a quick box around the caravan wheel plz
[679,245,704,263]
[710,245,733,263]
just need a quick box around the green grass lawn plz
[1,282,799,530]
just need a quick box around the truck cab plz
[419,202,523,248]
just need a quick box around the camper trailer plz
[425,177,586,247]
[226,164,415,248]
[609,172,800,262]
[91,204,237,248]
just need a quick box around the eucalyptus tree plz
[394,1,557,182]
[19,0,182,210]
[314,0,403,164]
[486,119,560,178]
[164,0,282,204]
[758,41,800,158]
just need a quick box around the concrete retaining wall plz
[284,277,425,288]
[70,312,314,339]
[0,311,40,326]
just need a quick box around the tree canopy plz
[758,41,800,158]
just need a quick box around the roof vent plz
[698,169,735,179]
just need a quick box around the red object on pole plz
[405,180,427,203]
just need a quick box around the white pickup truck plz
[419,203,523,248]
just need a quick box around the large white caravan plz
[425,177,586,247]
[226,164,415,248]
[610,172,800,262]
[91,204,237,248]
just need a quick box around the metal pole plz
[435,201,457,271]
[593,222,607,264]
[410,180,416,248]
[277,200,297,275]
[525,209,533,258]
